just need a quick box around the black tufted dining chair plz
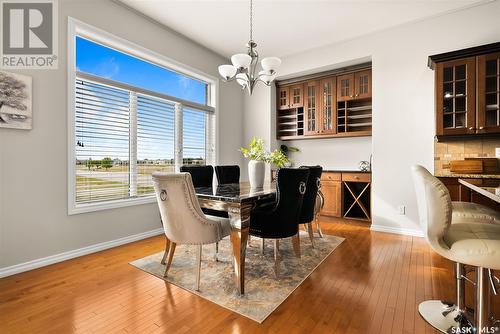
[299,165,323,248]
[250,168,310,277]
[215,165,240,184]
[180,165,214,187]
[180,165,228,218]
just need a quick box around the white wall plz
[243,1,500,235]
[0,0,244,269]
[242,84,273,181]
[283,137,372,170]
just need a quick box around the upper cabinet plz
[337,74,355,102]
[289,84,304,108]
[278,86,290,110]
[435,57,476,136]
[477,52,500,134]
[429,42,500,139]
[275,65,372,141]
[355,70,372,100]
[336,70,372,102]
[304,81,320,135]
[319,77,336,134]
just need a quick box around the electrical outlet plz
[398,205,406,215]
[496,148,500,158]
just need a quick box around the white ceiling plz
[118,0,487,58]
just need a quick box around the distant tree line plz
[76,157,205,170]
[83,157,113,171]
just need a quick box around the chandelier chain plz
[250,0,253,42]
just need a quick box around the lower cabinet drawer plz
[342,173,371,182]
[321,172,341,182]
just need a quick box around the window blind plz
[183,107,214,166]
[136,94,175,196]
[75,79,130,203]
[73,76,214,207]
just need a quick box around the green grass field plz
[76,164,175,203]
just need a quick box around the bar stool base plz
[418,300,471,334]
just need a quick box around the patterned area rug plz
[130,231,344,323]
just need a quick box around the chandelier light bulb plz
[261,57,281,72]
[218,65,237,80]
[231,54,252,70]
[236,73,248,87]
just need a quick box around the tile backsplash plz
[434,138,500,175]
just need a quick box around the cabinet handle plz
[355,94,359,97]
[469,127,476,130]
[349,95,353,98]
[479,126,485,130]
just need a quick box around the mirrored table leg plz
[228,203,252,295]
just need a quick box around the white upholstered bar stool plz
[152,172,231,291]
[412,165,500,333]
[451,201,500,323]
[452,201,500,225]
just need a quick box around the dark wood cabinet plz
[278,86,290,110]
[336,74,355,102]
[275,64,372,140]
[435,57,476,136]
[337,71,372,102]
[319,77,336,134]
[438,177,500,212]
[304,80,320,135]
[355,70,372,100]
[429,42,500,139]
[289,84,304,108]
[477,52,500,134]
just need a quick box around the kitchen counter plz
[435,173,500,179]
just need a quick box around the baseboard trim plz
[370,224,424,237]
[0,228,164,278]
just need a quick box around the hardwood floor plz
[1,218,498,333]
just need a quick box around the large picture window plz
[68,19,217,214]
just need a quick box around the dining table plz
[458,178,500,204]
[194,182,276,295]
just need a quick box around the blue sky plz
[76,37,207,104]
[76,37,206,161]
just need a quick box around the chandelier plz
[218,0,281,95]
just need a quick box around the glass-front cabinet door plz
[436,57,476,136]
[477,52,500,134]
[289,84,303,108]
[278,86,290,110]
[355,70,371,99]
[336,74,355,102]
[319,77,336,134]
[304,80,320,135]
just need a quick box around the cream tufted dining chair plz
[412,165,500,333]
[152,172,231,291]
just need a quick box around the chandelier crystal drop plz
[218,0,281,95]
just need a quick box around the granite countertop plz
[435,173,500,179]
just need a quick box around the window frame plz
[67,17,219,215]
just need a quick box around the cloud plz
[177,75,190,89]
[91,57,120,79]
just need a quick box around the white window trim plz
[67,17,219,215]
